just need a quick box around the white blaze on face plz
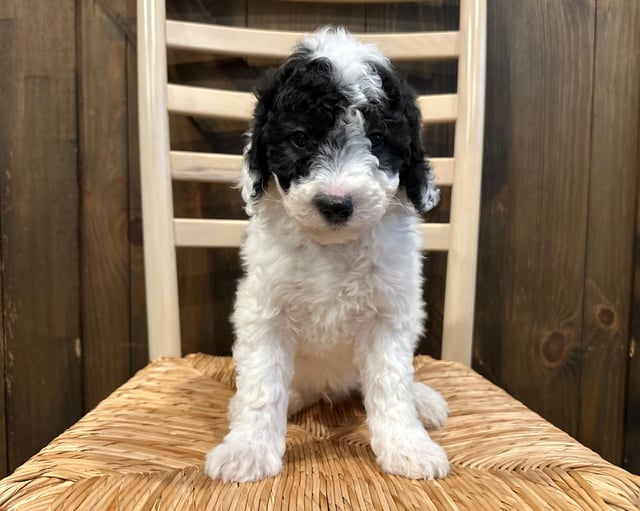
[280,107,399,245]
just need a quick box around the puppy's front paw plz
[413,382,449,429]
[374,430,450,480]
[205,439,283,483]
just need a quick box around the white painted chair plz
[137,0,486,365]
[3,1,637,509]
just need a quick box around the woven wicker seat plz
[0,355,638,510]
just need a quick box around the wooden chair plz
[142,1,481,365]
[0,1,638,509]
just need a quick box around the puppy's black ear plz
[397,80,440,213]
[239,68,279,213]
[240,54,307,214]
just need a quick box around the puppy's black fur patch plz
[370,65,432,211]
[247,52,348,196]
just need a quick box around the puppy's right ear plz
[239,68,279,215]
[240,53,309,214]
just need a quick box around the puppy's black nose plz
[313,194,354,225]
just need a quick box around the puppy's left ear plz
[399,84,440,213]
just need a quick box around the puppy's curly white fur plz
[205,27,449,483]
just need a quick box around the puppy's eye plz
[368,132,384,148]
[291,131,307,148]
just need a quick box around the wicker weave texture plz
[0,355,638,510]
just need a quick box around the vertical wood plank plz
[0,0,82,470]
[80,0,132,410]
[0,18,12,479]
[627,115,640,474]
[94,0,136,38]
[579,0,640,465]
[475,0,595,436]
[628,221,640,474]
[128,28,150,373]
[93,0,148,372]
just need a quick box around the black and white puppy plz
[205,27,449,482]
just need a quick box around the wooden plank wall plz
[475,0,640,467]
[581,0,640,464]
[0,0,639,477]
[80,0,136,411]
[0,0,83,473]
[478,0,594,438]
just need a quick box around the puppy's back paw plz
[413,381,449,429]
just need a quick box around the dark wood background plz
[0,0,639,478]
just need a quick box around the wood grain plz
[0,16,12,480]
[475,0,595,436]
[166,0,245,25]
[627,92,640,475]
[0,0,82,471]
[629,236,640,474]
[128,33,149,373]
[247,0,365,31]
[79,0,132,410]
[365,0,459,33]
[94,0,136,38]
[628,207,640,474]
[579,0,640,465]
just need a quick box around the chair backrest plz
[137,0,486,365]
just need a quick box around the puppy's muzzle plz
[313,194,354,225]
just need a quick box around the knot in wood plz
[541,331,567,365]
[595,305,616,329]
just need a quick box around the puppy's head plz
[240,27,440,244]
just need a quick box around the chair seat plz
[0,355,638,510]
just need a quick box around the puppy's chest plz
[276,250,380,343]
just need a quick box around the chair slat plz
[167,85,254,122]
[170,151,455,186]
[174,219,246,248]
[432,157,455,185]
[174,218,449,251]
[420,223,450,251]
[166,21,459,60]
[167,84,456,124]
[170,152,240,183]
[418,94,457,123]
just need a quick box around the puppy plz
[205,27,449,483]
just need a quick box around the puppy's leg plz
[205,315,293,483]
[413,382,449,429]
[355,326,450,480]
